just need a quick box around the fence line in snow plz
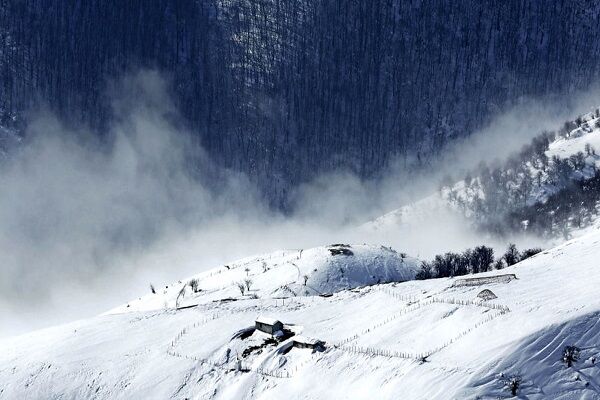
[334,300,428,346]
[333,288,511,359]
[166,312,302,379]
[380,287,510,312]
[334,309,507,360]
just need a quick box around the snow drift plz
[2,230,600,398]
[107,244,420,314]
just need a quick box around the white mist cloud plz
[0,72,269,336]
[427,92,600,181]
[0,72,598,337]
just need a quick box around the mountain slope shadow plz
[461,311,600,399]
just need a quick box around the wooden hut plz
[477,289,497,300]
[292,335,325,350]
[255,316,284,335]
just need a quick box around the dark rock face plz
[2,0,600,205]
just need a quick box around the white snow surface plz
[105,244,419,314]
[2,234,600,399]
[546,115,600,160]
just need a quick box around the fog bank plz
[1,72,598,336]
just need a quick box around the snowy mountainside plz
[546,115,600,160]
[107,244,420,314]
[362,188,457,233]
[2,233,600,398]
[365,110,600,240]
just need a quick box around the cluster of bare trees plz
[417,244,541,280]
[237,279,253,295]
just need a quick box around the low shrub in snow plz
[562,346,580,368]
[504,374,522,396]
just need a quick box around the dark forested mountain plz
[2,0,600,206]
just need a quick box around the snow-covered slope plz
[365,111,600,239]
[2,233,600,399]
[107,244,420,314]
[362,190,453,232]
[546,110,600,160]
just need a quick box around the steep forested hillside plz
[3,1,600,205]
[367,109,600,247]
[445,111,600,239]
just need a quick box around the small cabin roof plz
[256,316,281,326]
[293,335,322,345]
[477,289,497,299]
